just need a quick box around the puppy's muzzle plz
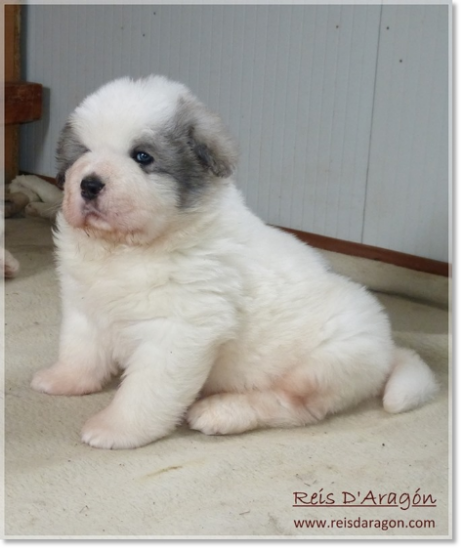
[81,177,105,201]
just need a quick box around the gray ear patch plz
[144,96,238,208]
[56,122,88,187]
[176,97,238,179]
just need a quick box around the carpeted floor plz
[3,216,450,539]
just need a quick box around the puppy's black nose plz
[81,177,105,200]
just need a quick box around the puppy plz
[31,76,438,449]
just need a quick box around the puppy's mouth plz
[79,200,112,231]
[63,195,111,231]
[82,201,105,219]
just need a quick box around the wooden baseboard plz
[277,227,449,277]
[16,173,449,277]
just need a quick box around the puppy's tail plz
[383,347,439,413]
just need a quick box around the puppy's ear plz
[55,121,88,187]
[177,98,238,178]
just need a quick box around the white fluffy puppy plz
[31,75,438,449]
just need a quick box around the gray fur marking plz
[56,122,88,188]
[131,97,238,208]
[57,93,237,208]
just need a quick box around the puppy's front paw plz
[82,408,129,449]
[31,363,103,396]
[82,406,156,449]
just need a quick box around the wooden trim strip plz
[5,82,43,125]
[5,5,21,82]
[277,226,449,277]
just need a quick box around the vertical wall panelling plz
[19,4,448,262]
[363,5,448,262]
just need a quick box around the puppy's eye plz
[132,151,154,165]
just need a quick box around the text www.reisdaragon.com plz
[293,517,436,531]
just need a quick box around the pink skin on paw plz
[31,363,104,396]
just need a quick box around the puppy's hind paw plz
[187,395,255,435]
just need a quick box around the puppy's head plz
[57,75,237,243]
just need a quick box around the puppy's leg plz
[188,345,391,435]
[31,307,114,395]
[81,320,218,449]
[187,389,328,435]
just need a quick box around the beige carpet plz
[2,217,450,539]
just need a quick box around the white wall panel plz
[363,5,449,262]
[19,4,449,261]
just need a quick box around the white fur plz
[31,76,438,449]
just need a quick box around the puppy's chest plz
[71,262,176,318]
[64,247,239,325]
